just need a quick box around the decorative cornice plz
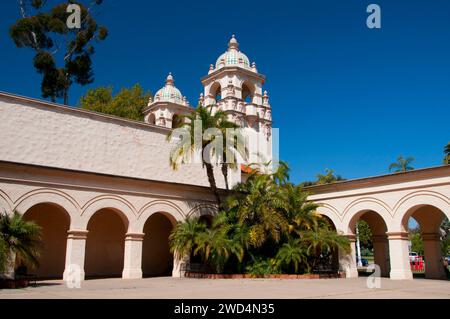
[386,232,409,240]
[201,66,266,84]
[125,233,145,241]
[67,230,89,240]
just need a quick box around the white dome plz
[154,73,184,104]
[215,35,251,70]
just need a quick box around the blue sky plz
[0,0,449,183]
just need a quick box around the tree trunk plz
[1,250,16,280]
[63,86,69,105]
[221,164,229,191]
[204,162,221,206]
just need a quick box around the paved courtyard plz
[0,277,449,299]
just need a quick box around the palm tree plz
[316,169,345,185]
[0,238,7,273]
[444,142,450,165]
[219,125,247,191]
[168,105,242,205]
[169,217,206,260]
[194,226,243,273]
[225,166,288,247]
[389,155,415,172]
[282,183,319,233]
[275,238,308,273]
[300,224,350,271]
[0,211,42,276]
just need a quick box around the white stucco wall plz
[0,95,239,188]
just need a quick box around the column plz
[172,251,189,278]
[339,235,359,278]
[422,233,446,280]
[387,232,413,280]
[372,235,390,277]
[122,233,144,279]
[63,230,88,282]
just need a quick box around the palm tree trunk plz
[204,162,221,206]
[221,164,229,191]
[2,250,16,280]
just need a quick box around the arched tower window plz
[210,82,222,104]
[242,81,254,104]
[172,114,181,129]
[148,113,156,125]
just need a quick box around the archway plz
[85,208,127,278]
[22,203,70,279]
[172,114,181,129]
[210,82,222,103]
[242,81,254,104]
[349,210,391,277]
[148,113,156,125]
[402,204,449,279]
[142,212,175,277]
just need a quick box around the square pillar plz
[339,235,359,278]
[372,235,390,277]
[63,230,88,282]
[122,233,144,279]
[422,233,446,280]
[387,232,413,280]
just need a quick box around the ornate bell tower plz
[200,35,273,170]
[144,73,191,128]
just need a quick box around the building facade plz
[0,36,448,282]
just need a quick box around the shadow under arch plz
[22,202,71,279]
[141,211,178,277]
[84,207,129,279]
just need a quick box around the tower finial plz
[228,34,239,50]
[166,72,174,85]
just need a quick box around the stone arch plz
[136,200,184,233]
[84,206,129,278]
[0,190,13,214]
[22,202,71,279]
[396,196,449,280]
[147,113,156,125]
[315,203,342,231]
[14,188,79,223]
[346,206,392,277]
[209,82,222,103]
[241,80,255,103]
[186,203,217,219]
[81,195,136,231]
[343,198,393,234]
[141,212,177,277]
[393,191,450,232]
[172,113,181,129]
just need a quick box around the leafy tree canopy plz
[444,142,450,165]
[79,84,151,121]
[389,155,415,173]
[10,0,108,104]
[301,169,346,187]
[170,162,350,275]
